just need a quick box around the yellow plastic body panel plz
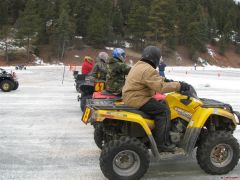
[95,109,154,135]
[92,92,237,135]
[166,93,202,121]
[188,107,237,128]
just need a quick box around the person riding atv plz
[91,52,109,80]
[81,56,94,75]
[82,82,240,180]
[105,48,131,95]
[78,52,109,111]
[79,48,130,111]
[123,46,189,152]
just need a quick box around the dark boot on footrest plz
[158,144,176,152]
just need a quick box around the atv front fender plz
[188,107,237,128]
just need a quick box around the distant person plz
[91,52,109,80]
[194,63,197,70]
[158,59,166,77]
[82,56,94,75]
[105,48,131,95]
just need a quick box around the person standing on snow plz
[158,58,167,77]
[105,48,131,95]
[91,52,109,80]
[122,46,190,152]
[81,56,94,75]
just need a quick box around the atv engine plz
[170,118,187,144]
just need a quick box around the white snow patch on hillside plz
[105,47,114,50]
[207,46,216,58]
[0,40,25,51]
[235,0,240,4]
[197,57,209,66]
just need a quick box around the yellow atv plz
[81,85,240,180]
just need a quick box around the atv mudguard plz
[188,107,238,128]
[181,107,238,155]
[93,109,161,158]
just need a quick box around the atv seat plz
[93,90,121,99]
[101,90,121,96]
[76,74,86,81]
[122,108,152,119]
[90,100,152,119]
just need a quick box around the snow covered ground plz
[0,66,239,180]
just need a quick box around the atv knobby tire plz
[80,95,92,111]
[12,81,19,90]
[94,125,104,149]
[100,137,150,180]
[0,80,13,92]
[197,131,240,175]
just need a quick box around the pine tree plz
[0,26,11,63]
[148,0,178,49]
[112,7,124,37]
[54,0,75,61]
[128,1,149,49]
[86,9,109,46]
[86,0,112,46]
[0,0,8,26]
[17,0,41,62]
[73,0,95,37]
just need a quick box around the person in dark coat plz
[158,59,166,77]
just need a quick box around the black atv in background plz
[15,64,26,70]
[73,70,105,111]
[0,68,19,92]
[73,71,86,93]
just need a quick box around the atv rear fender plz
[94,109,161,159]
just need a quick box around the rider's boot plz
[153,116,176,152]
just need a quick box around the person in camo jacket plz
[105,48,131,95]
[91,52,109,80]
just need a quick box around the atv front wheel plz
[100,137,150,180]
[12,81,19,90]
[0,80,13,92]
[94,125,104,149]
[80,95,92,111]
[197,131,240,175]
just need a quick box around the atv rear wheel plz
[100,137,150,180]
[80,95,92,111]
[0,80,13,92]
[12,81,19,90]
[197,131,240,175]
[94,125,104,149]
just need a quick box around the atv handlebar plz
[178,83,199,100]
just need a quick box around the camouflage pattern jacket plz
[91,57,107,80]
[105,57,131,95]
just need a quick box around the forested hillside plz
[0,0,240,65]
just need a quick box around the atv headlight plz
[234,113,240,124]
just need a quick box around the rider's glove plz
[164,78,174,82]
[179,82,190,92]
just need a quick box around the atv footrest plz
[158,148,186,160]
